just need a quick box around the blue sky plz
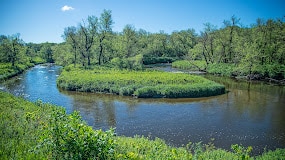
[0,0,284,43]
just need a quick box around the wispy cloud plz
[61,5,74,12]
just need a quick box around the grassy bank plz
[172,60,285,79]
[172,60,207,71]
[0,63,35,81]
[57,66,225,98]
[1,91,285,159]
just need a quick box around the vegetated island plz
[1,91,285,159]
[57,66,225,98]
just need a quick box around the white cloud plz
[61,5,74,12]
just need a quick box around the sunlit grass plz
[0,63,34,81]
[57,66,225,98]
[172,60,207,71]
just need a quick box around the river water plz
[1,64,284,154]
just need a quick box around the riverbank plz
[57,66,225,98]
[0,63,34,81]
[0,60,47,82]
[172,60,285,85]
[1,91,284,159]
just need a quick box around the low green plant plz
[0,92,116,160]
[231,144,253,160]
[172,60,207,71]
[0,62,34,81]
[38,109,116,159]
[57,66,225,98]
[207,63,236,76]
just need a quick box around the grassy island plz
[57,67,225,98]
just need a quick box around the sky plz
[0,0,284,43]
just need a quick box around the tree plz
[98,9,113,65]
[63,26,79,67]
[40,43,54,63]
[122,24,137,58]
[170,29,197,58]
[223,15,240,63]
[78,16,99,66]
[0,34,24,66]
[200,23,217,65]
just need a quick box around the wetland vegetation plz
[57,66,225,98]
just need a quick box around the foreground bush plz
[57,66,225,98]
[0,92,116,159]
[1,91,285,159]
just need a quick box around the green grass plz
[172,60,207,71]
[57,66,225,98]
[0,63,34,81]
[207,63,237,76]
[0,91,116,159]
[1,91,285,160]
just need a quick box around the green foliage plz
[0,92,51,159]
[38,109,116,159]
[255,148,285,160]
[231,144,253,160]
[142,56,176,65]
[0,62,34,81]
[30,56,45,64]
[172,60,207,71]
[110,54,143,70]
[115,136,192,160]
[57,67,225,98]
[0,91,116,159]
[207,63,236,76]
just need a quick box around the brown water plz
[1,64,284,154]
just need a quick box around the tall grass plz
[172,60,207,71]
[207,63,237,76]
[57,66,225,98]
[0,63,34,81]
[1,91,285,159]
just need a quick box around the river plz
[1,64,284,154]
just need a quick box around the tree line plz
[1,10,284,78]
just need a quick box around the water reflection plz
[1,64,284,155]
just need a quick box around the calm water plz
[1,64,285,154]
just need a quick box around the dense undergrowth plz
[1,91,285,159]
[0,63,34,81]
[57,66,225,98]
[172,60,207,71]
[0,58,46,81]
[172,60,285,79]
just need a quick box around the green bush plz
[0,92,116,160]
[39,109,116,159]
